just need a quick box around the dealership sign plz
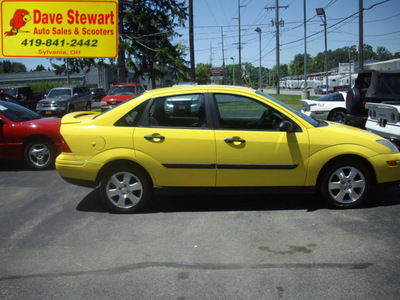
[0,0,118,58]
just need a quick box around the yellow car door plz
[212,93,310,187]
[134,94,216,187]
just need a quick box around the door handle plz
[224,138,246,144]
[144,134,165,142]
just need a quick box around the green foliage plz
[0,60,27,73]
[121,0,188,87]
[50,58,96,75]
[195,63,211,84]
[34,65,46,72]
[26,82,64,93]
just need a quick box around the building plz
[0,64,173,91]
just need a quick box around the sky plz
[2,0,400,71]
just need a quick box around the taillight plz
[61,138,72,153]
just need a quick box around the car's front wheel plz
[24,140,55,170]
[319,159,371,208]
[328,109,346,123]
[100,166,152,213]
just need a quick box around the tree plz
[363,44,375,60]
[289,53,312,77]
[195,63,211,84]
[119,0,188,88]
[376,46,393,61]
[0,60,26,73]
[50,58,96,75]
[34,65,46,72]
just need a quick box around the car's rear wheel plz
[24,140,55,170]
[319,159,371,208]
[100,166,152,213]
[328,109,346,123]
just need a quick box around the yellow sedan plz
[56,85,400,213]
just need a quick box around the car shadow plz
[0,160,29,171]
[0,160,56,171]
[76,184,400,214]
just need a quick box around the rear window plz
[108,86,137,95]
[316,93,344,102]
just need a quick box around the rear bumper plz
[56,153,103,186]
[366,120,400,141]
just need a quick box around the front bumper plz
[37,106,66,116]
[369,153,400,184]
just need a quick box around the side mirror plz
[279,120,293,132]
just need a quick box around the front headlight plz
[377,139,399,153]
[53,102,66,108]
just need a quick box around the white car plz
[300,92,347,123]
[365,101,400,149]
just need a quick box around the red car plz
[0,101,62,169]
[100,83,145,112]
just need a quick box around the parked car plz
[36,86,92,116]
[164,94,203,116]
[90,88,106,101]
[100,83,145,112]
[300,92,347,123]
[0,101,62,169]
[365,101,400,149]
[314,84,333,95]
[55,85,400,213]
[0,86,46,111]
[346,70,400,128]
[0,92,21,105]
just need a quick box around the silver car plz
[36,86,92,116]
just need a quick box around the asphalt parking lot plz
[1,160,400,299]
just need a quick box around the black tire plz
[319,159,371,208]
[68,105,75,113]
[100,166,152,213]
[328,109,346,123]
[85,102,91,111]
[346,87,362,115]
[24,140,55,170]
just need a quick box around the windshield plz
[47,89,72,98]
[316,93,344,102]
[94,94,143,119]
[0,88,17,97]
[108,86,137,95]
[256,91,323,127]
[0,101,42,122]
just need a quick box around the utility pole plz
[210,41,213,66]
[189,0,196,82]
[255,27,262,90]
[117,0,126,83]
[233,0,245,85]
[265,1,288,94]
[303,0,307,90]
[359,0,364,71]
[221,27,226,84]
[316,8,328,94]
